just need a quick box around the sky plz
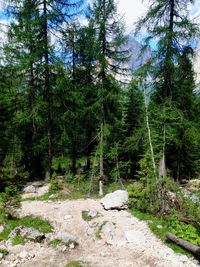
[0,0,200,51]
[87,0,148,31]
[1,0,200,32]
[117,0,148,31]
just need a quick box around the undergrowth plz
[0,215,52,242]
[130,209,200,257]
[65,261,89,267]
[0,248,9,257]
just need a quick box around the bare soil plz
[1,198,198,267]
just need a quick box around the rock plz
[49,194,56,199]
[8,226,45,242]
[86,227,94,236]
[187,179,200,191]
[23,185,36,194]
[125,230,146,245]
[64,215,73,220]
[0,253,3,259]
[45,233,54,240]
[31,182,43,188]
[69,243,75,249]
[37,185,49,196]
[100,190,128,210]
[19,251,29,259]
[0,225,5,234]
[88,210,98,218]
[101,222,115,236]
[62,246,67,252]
[56,231,77,244]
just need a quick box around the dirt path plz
[1,199,199,267]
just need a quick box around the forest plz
[0,0,200,263]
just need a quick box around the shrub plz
[0,186,21,218]
[49,178,63,194]
[0,248,9,258]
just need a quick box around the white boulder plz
[100,190,128,210]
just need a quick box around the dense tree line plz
[0,0,200,193]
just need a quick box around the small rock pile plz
[22,182,50,199]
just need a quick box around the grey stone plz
[19,251,29,259]
[0,252,3,259]
[88,210,98,218]
[69,243,75,249]
[31,182,43,188]
[0,225,5,234]
[49,194,56,199]
[23,185,36,193]
[100,190,128,210]
[101,222,115,236]
[125,230,146,245]
[56,231,76,244]
[8,226,45,242]
[64,215,73,220]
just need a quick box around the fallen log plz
[166,232,200,258]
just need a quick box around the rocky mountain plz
[126,35,152,70]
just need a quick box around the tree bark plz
[159,124,166,177]
[43,0,52,180]
[166,232,200,258]
[143,84,157,180]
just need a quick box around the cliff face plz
[193,42,200,83]
[126,35,152,70]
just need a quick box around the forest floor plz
[1,196,199,267]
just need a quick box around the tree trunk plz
[99,180,103,196]
[100,121,104,177]
[164,0,174,98]
[166,232,200,258]
[43,0,52,180]
[143,84,157,180]
[159,125,166,177]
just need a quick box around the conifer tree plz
[136,0,200,181]
[90,0,129,183]
[4,0,83,179]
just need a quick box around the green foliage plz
[49,178,63,194]
[82,211,93,222]
[0,216,52,242]
[168,218,200,246]
[178,192,200,224]
[12,235,26,246]
[95,221,107,239]
[130,209,199,256]
[0,248,9,257]
[48,239,63,248]
[127,180,160,214]
[65,261,89,267]
[0,186,21,218]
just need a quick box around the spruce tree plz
[136,0,200,181]
[90,0,129,181]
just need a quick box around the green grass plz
[130,209,199,256]
[48,238,63,247]
[82,211,93,221]
[104,182,126,195]
[0,248,9,257]
[0,215,52,242]
[23,179,99,202]
[22,178,130,203]
[12,235,26,246]
[65,261,89,267]
[95,221,107,239]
